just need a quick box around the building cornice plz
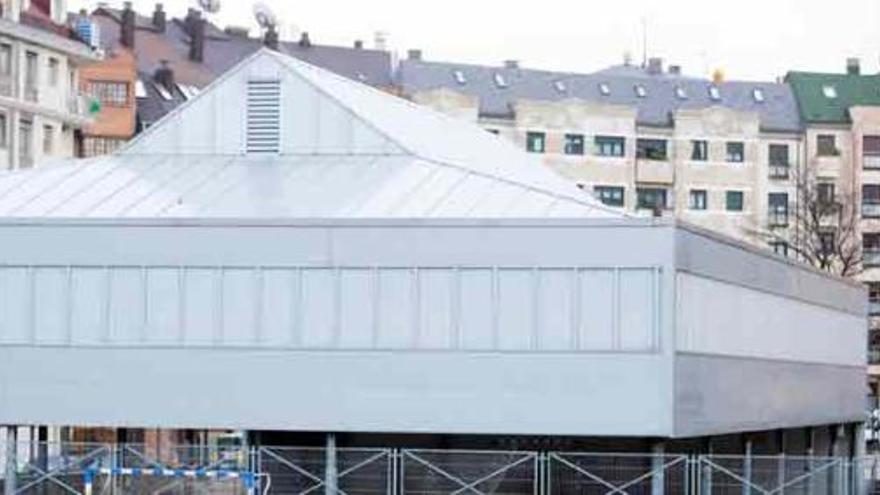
[0,18,98,62]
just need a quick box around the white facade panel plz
[676,272,865,366]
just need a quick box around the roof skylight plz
[554,80,567,93]
[153,83,172,101]
[599,83,611,96]
[135,80,147,98]
[675,86,687,99]
[752,88,765,103]
[708,85,721,101]
[453,69,466,85]
[823,85,838,99]
[493,73,508,88]
[635,85,647,98]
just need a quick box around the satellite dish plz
[253,1,278,29]
[196,0,221,14]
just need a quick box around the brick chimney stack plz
[152,3,166,33]
[120,1,135,48]
[263,25,279,51]
[188,10,205,63]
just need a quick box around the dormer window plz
[493,73,508,88]
[708,85,721,101]
[823,85,838,99]
[634,85,647,98]
[675,86,687,100]
[753,88,765,103]
[453,70,466,85]
[599,83,611,96]
[135,80,147,98]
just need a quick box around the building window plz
[42,125,53,154]
[768,192,789,226]
[81,136,125,157]
[24,51,38,102]
[594,186,624,207]
[595,136,625,157]
[869,283,880,315]
[0,44,11,76]
[769,241,789,257]
[636,139,668,161]
[0,113,7,148]
[865,234,880,267]
[525,132,545,153]
[48,58,59,87]
[865,136,880,170]
[726,142,745,163]
[19,120,32,168]
[822,85,837,99]
[89,81,129,107]
[768,144,790,178]
[691,140,708,161]
[689,190,708,210]
[564,134,585,155]
[864,185,880,218]
[818,229,836,256]
[726,191,744,212]
[817,134,839,157]
[637,188,668,211]
[817,182,836,205]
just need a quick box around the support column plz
[4,426,17,495]
[651,441,665,495]
[324,434,338,495]
[854,423,867,495]
[742,436,753,495]
[700,437,713,495]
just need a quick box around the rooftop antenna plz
[196,0,221,15]
[253,1,278,32]
[641,16,648,68]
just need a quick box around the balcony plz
[768,164,790,180]
[864,203,880,219]
[871,301,880,316]
[871,349,880,365]
[67,93,92,120]
[635,159,674,184]
[0,73,13,98]
[767,211,789,228]
[866,155,880,170]
[865,249,880,267]
[23,84,38,103]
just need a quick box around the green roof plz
[786,71,880,124]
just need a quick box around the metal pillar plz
[700,438,713,495]
[651,441,665,495]
[742,436,753,495]
[324,434,338,495]
[854,424,867,495]
[4,426,16,495]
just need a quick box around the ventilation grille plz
[246,80,281,154]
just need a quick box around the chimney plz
[263,25,279,50]
[647,57,663,75]
[668,65,682,75]
[847,58,861,75]
[154,60,174,89]
[152,3,165,33]
[298,32,312,48]
[353,40,363,50]
[504,60,520,70]
[373,31,387,51]
[188,10,205,63]
[407,49,422,61]
[120,1,135,49]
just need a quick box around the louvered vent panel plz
[246,80,282,154]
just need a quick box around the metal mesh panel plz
[401,450,537,495]
[0,443,111,495]
[701,455,843,495]
[259,447,391,495]
[548,453,687,495]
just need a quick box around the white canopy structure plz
[0,49,866,442]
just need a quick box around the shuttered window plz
[246,80,281,154]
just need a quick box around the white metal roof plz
[0,49,621,219]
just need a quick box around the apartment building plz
[399,55,802,246]
[787,61,880,401]
[0,0,96,168]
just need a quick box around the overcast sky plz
[69,0,880,81]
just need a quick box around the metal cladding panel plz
[0,221,677,437]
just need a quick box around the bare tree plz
[757,167,863,278]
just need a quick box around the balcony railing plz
[0,73,13,98]
[67,93,92,119]
[865,249,880,267]
[767,211,789,228]
[23,84,38,103]
[871,348,880,365]
[866,155,880,170]
[870,301,880,316]
[864,203,880,218]
[768,164,790,179]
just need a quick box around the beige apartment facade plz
[0,0,96,169]
[404,59,802,248]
